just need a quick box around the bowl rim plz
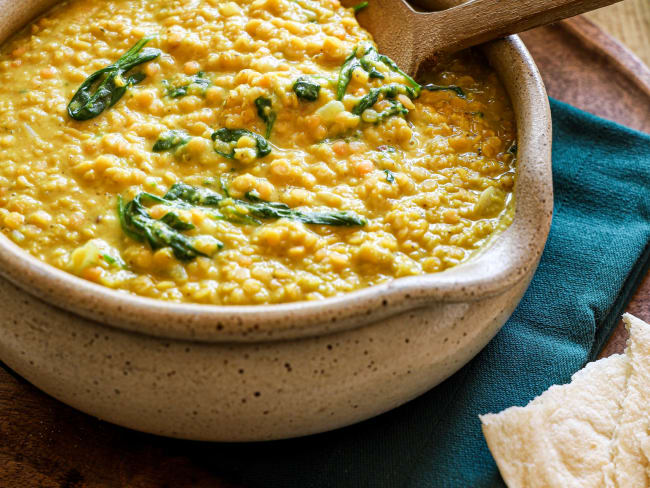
[0,2,553,343]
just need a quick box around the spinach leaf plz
[164,182,224,206]
[336,43,421,100]
[422,82,466,99]
[376,100,408,122]
[68,37,161,121]
[376,51,420,93]
[118,183,367,262]
[165,183,367,227]
[352,83,416,116]
[219,174,231,198]
[353,1,368,12]
[243,190,367,226]
[335,43,468,106]
[152,129,191,152]
[101,253,126,268]
[117,193,215,261]
[336,47,360,100]
[164,72,211,98]
[254,96,276,139]
[358,44,386,80]
[211,128,271,160]
[164,182,259,225]
[293,76,321,101]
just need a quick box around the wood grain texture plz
[0,364,243,488]
[586,0,650,67]
[520,17,650,133]
[356,0,623,75]
[1,8,649,487]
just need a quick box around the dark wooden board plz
[521,17,650,134]
[1,16,649,487]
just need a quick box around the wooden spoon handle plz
[411,0,622,69]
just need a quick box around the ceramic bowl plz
[0,0,552,440]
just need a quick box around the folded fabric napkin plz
[200,99,650,487]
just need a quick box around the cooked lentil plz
[0,0,516,305]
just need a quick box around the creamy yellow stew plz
[0,0,516,305]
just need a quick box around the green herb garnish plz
[118,183,366,261]
[422,82,466,99]
[164,72,211,98]
[384,169,395,183]
[152,129,191,152]
[117,193,215,261]
[67,37,161,121]
[377,100,408,122]
[353,1,368,13]
[337,47,360,100]
[164,184,223,206]
[293,76,321,101]
[244,190,367,226]
[376,50,420,92]
[165,183,367,227]
[358,44,388,80]
[101,253,126,268]
[352,83,416,116]
[218,175,230,198]
[211,128,271,160]
[336,43,420,100]
[254,96,276,139]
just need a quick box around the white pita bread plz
[605,313,650,487]
[481,314,650,488]
[480,354,630,487]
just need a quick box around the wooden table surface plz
[585,0,650,67]
[1,2,649,487]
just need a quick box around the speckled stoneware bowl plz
[0,0,552,440]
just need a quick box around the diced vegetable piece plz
[474,186,506,218]
[316,100,345,123]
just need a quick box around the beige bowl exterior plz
[0,0,552,440]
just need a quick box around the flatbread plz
[481,314,650,488]
[605,314,650,487]
[480,354,630,487]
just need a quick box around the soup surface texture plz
[0,0,516,305]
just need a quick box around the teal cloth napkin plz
[200,99,650,487]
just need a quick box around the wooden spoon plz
[350,0,623,76]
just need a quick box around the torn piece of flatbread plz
[481,314,650,488]
[604,313,650,487]
[480,354,630,487]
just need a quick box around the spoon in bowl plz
[347,0,622,76]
